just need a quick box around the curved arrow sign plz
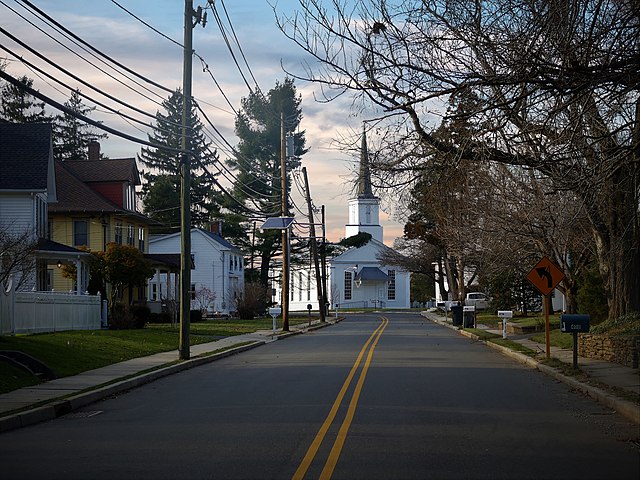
[526,257,565,296]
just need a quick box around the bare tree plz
[277,0,640,318]
[0,227,37,290]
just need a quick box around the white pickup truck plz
[465,292,490,310]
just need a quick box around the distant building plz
[148,226,244,315]
[272,129,411,311]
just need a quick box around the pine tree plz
[0,74,49,123]
[225,78,307,287]
[53,89,107,161]
[138,90,222,231]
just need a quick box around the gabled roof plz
[149,228,242,254]
[49,161,151,223]
[0,122,53,191]
[63,157,140,185]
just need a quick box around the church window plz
[365,205,371,223]
[387,269,396,300]
[344,271,352,300]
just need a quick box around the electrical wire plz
[0,69,183,153]
[19,0,174,95]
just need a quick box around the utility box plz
[560,314,590,333]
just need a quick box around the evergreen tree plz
[225,78,307,287]
[138,90,222,231]
[0,74,49,123]
[53,89,107,161]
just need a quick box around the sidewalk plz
[0,320,334,433]
[421,311,639,424]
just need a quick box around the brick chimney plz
[88,140,100,161]
[209,220,222,235]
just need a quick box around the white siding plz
[148,229,244,315]
[0,193,36,237]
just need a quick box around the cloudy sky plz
[1,0,405,245]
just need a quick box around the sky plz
[1,0,406,245]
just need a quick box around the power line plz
[0,68,183,153]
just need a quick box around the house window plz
[291,272,295,301]
[152,283,158,301]
[115,222,123,245]
[344,271,352,300]
[73,220,88,246]
[387,269,396,300]
[127,224,134,245]
[138,227,145,252]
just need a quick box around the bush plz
[576,262,608,323]
[590,312,640,336]
[131,304,151,329]
[108,303,135,330]
[190,309,203,323]
[233,282,269,320]
[148,312,172,324]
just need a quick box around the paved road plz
[0,313,638,479]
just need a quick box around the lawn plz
[0,316,316,394]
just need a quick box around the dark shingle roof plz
[0,123,52,190]
[200,229,240,252]
[63,158,139,185]
[49,161,121,213]
[49,161,153,224]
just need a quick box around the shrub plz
[190,309,203,323]
[131,304,151,329]
[233,281,269,320]
[109,303,135,330]
[148,312,172,324]
[590,312,640,336]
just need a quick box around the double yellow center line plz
[292,317,389,480]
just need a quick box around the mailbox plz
[560,314,590,333]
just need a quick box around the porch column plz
[75,258,82,295]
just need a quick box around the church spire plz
[356,126,374,198]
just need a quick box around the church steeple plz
[345,126,383,243]
[356,128,374,198]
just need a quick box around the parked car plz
[465,292,490,310]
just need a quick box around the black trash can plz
[450,305,463,326]
[463,310,475,328]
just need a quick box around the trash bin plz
[450,305,463,326]
[463,310,475,328]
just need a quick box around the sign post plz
[268,306,282,338]
[560,314,590,368]
[498,310,513,339]
[526,256,565,359]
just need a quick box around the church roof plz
[355,127,376,199]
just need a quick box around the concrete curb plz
[424,313,640,425]
[0,341,265,433]
[0,319,345,434]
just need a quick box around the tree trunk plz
[589,166,640,320]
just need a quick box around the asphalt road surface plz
[1,313,638,479]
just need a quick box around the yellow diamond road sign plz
[526,256,565,296]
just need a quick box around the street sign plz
[526,256,565,296]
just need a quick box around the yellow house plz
[48,145,153,303]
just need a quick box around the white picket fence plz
[1,280,102,334]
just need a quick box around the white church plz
[280,130,411,311]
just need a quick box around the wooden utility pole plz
[179,1,194,360]
[320,205,328,317]
[302,167,325,322]
[281,112,290,331]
